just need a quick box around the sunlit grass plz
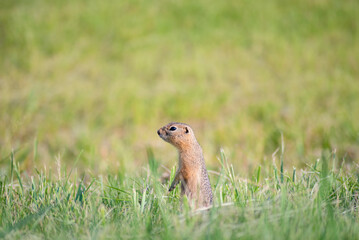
[0,149,358,239]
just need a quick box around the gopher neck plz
[178,143,203,167]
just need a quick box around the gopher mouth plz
[159,134,168,141]
[157,130,170,142]
[157,129,166,140]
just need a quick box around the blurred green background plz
[1,0,358,176]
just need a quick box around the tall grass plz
[0,149,358,239]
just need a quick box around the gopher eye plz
[169,126,177,131]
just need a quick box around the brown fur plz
[157,122,213,207]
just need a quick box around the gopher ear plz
[184,127,189,134]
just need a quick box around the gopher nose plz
[157,129,160,135]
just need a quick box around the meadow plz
[1,0,359,239]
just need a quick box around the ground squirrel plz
[157,122,213,207]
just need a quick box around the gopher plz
[157,122,213,207]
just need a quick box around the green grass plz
[1,150,358,239]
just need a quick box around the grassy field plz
[1,151,359,239]
[1,0,359,239]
